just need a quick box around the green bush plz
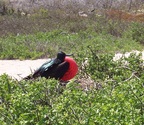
[0,4,144,124]
[80,46,144,81]
[131,23,144,44]
[0,52,143,124]
[0,29,143,60]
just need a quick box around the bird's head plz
[57,51,72,62]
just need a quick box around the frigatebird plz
[24,51,78,81]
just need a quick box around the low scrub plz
[0,29,143,60]
[0,2,144,124]
[0,52,144,124]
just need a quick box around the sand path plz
[0,59,49,81]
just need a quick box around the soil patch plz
[0,59,49,80]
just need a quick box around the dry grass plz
[0,0,144,36]
[76,77,102,91]
[105,9,144,22]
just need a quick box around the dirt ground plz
[0,59,49,81]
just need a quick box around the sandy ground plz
[0,59,49,81]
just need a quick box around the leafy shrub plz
[80,46,144,81]
[0,3,144,124]
[0,51,143,124]
[131,22,144,44]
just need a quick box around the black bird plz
[24,52,78,81]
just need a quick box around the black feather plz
[24,52,69,80]
[40,61,69,79]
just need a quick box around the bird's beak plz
[66,54,73,56]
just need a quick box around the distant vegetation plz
[0,0,144,124]
[0,1,143,59]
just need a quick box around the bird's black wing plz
[40,61,69,80]
[32,59,54,78]
[24,59,69,80]
[24,59,56,79]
